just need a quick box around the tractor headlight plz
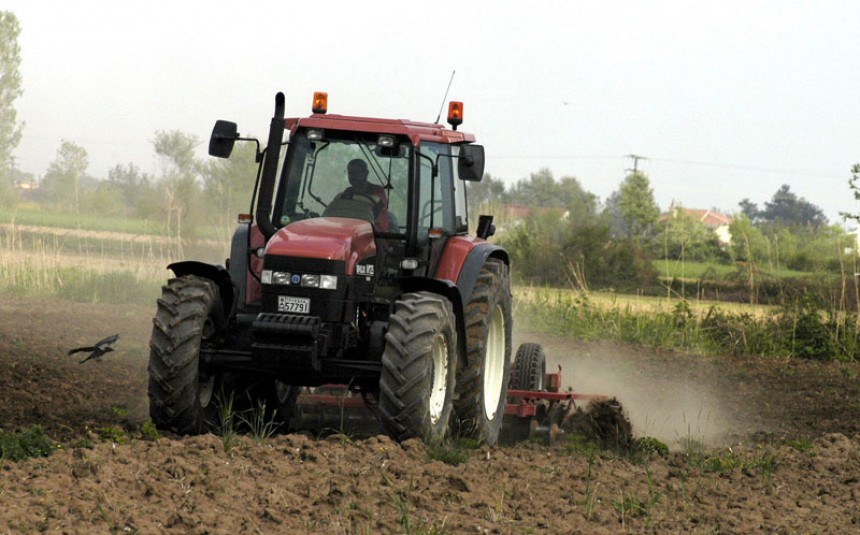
[300,274,320,288]
[262,270,295,285]
[271,271,291,285]
[319,274,338,290]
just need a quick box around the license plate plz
[277,296,310,314]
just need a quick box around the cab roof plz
[285,113,477,145]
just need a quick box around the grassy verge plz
[514,287,860,362]
[0,204,169,236]
[653,259,811,280]
[0,262,162,305]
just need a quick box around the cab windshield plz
[273,130,410,234]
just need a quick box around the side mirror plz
[477,214,496,239]
[458,144,485,181]
[209,120,239,158]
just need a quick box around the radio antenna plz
[434,70,456,124]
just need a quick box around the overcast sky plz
[5,1,859,223]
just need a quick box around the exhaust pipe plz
[256,92,286,240]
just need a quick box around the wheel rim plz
[483,304,506,420]
[275,381,291,403]
[198,374,215,407]
[536,359,546,391]
[198,316,217,407]
[428,332,449,425]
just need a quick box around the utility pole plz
[626,154,647,174]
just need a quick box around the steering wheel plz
[350,191,384,216]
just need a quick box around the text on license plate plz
[277,296,310,314]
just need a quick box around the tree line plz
[469,167,857,303]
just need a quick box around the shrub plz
[0,426,55,461]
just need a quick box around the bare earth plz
[0,296,858,534]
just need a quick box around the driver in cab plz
[333,158,389,231]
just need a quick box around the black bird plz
[68,334,119,364]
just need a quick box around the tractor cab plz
[267,92,486,282]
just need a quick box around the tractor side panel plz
[435,236,508,305]
[247,224,265,304]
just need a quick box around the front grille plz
[263,256,345,275]
[253,313,320,336]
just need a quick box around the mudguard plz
[435,238,509,304]
[167,261,235,319]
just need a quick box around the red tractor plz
[148,92,513,445]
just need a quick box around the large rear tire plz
[453,259,513,446]
[378,292,458,444]
[148,275,223,435]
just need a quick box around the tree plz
[41,140,89,212]
[508,168,558,207]
[758,184,827,230]
[557,175,598,227]
[201,140,258,239]
[108,162,159,218]
[659,206,725,263]
[615,171,660,241]
[728,214,769,263]
[738,198,759,222]
[466,172,507,216]
[0,11,23,202]
[153,130,202,239]
[506,168,597,224]
[840,163,860,225]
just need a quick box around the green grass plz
[514,287,860,362]
[0,265,162,305]
[237,399,280,445]
[425,438,479,466]
[654,260,736,280]
[1,204,169,236]
[654,259,813,280]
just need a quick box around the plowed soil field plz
[1,296,858,534]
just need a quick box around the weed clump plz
[0,426,55,461]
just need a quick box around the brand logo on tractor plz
[290,274,301,285]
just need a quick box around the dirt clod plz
[563,397,634,453]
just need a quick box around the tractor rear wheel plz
[453,259,512,446]
[148,275,224,435]
[510,343,546,392]
[378,292,458,444]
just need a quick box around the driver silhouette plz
[335,159,389,231]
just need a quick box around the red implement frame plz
[296,366,607,418]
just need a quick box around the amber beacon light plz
[312,92,328,114]
[447,101,463,130]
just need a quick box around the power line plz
[491,153,847,180]
[646,156,845,180]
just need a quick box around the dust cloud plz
[513,331,743,449]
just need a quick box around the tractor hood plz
[265,217,376,275]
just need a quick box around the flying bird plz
[68,334,120,364]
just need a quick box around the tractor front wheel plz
[378,292,458,444]
[148,275,224,435]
